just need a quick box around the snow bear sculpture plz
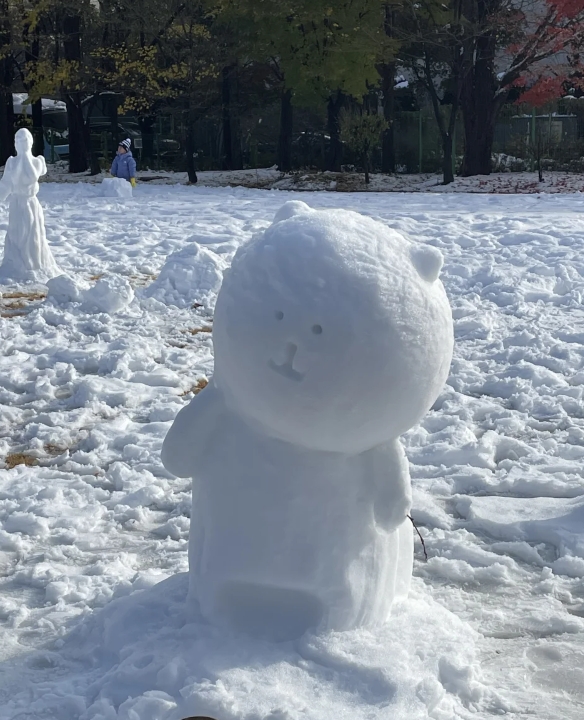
[162,201,453,640]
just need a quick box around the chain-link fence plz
[44,98,584,174]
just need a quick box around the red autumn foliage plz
[509,0,584,106]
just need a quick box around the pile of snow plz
[49,573,491,720]
[83,274,134,313]
[144,242,227,310]
[47,273,134,314]
[492,153,528,173]
[46,274,88,303]
[101,177,133,199]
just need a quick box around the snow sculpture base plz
[101,177,133,198]
[162,201,454,640]
[37,573,488,720]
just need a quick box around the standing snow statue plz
[162,201,453,641]
[0,128,60,283]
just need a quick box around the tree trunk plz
[221,63,243,171]
[63,15,89,173]
[139,116,155,168]
[0,91,14,166]
[442,133,454,185]
[185,102,198,184]
[380,66,396,174]
[380,4,396,173]
[326,91,344,172]
[461,102,495,176]
[84,113,101,176]
[65,96,88,173]
[0,0,14,166]
[460,26,498,176]
[31,99,44,157]
[277,88,293,172]
[108,98,119,156]
[364,152,370,185]
[25,29,44,158]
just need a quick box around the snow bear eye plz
[312,324,323,335]
[275,311,284,320]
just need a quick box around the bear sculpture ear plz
[273,200,313,224]
[410,245,444,283]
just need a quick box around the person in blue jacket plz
[110,138,137,186]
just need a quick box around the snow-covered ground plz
[1,184,584,719]
[42,162,584,194]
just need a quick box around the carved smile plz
[269,342,304,382]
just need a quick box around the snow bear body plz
[162,201,453,639]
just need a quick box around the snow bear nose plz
[284,341,298,363]
[269,342,304,382]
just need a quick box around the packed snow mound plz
[0,128,60,283]
[46,273,88,303]
[144,242,227,310]
[53,573,489,720]
[101,176,133,199]
[47,273,133,314]
[47,272,134,314]
[83,274,134,314]
[162,201,453,639]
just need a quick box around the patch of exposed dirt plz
[184,326,213,336]
[0,289,47,318]
[4,453,38,470]
[179,378,209,397]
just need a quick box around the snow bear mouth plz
[269,342,304,382]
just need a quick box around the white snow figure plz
[0,128,60,283]
[162,201,454,641]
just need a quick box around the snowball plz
[101,177,133,199]
[144,243,226,310]
[0,128,60,283]
[46,274,86,304]
[82,274,134,314]
[162,203,453,639]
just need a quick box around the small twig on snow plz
[408,514,428,561]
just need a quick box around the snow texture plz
[0,128,60,283]
[1,184,584,720]
[101,177,133,199]
[162,201,454,639]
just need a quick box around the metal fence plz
[44,98,584,174]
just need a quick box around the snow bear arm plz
[367,440,412,532]
[161,381,225,477]
[35,155,47,177]
[0,157,14,202]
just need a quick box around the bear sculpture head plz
[213,201,453,454]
